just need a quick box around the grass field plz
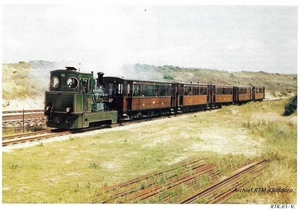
[2,99,297,204]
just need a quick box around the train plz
[44,67,265,129]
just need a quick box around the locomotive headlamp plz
[45,106,51,112]
[66,107,72,113]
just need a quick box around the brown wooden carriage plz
[102,77,176,120]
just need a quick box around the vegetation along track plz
[90,158,268,203]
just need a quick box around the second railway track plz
[90,158,268,204]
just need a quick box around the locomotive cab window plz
[51,76,59,88]
[81,79,88,93]
[67,77,78,89]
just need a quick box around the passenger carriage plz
[252,86,265,101]
[233,86,253,104]
[176,82,209,112]
[102,77,176,121]
[209,85,234,108]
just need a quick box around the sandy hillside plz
[2,98,44,111]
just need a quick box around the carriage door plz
[124,82,132,112]
[233,87,238,104]
[252,87,255,100]
[171,84,176,108]
[178,84,184,106]
[207,85,214,108]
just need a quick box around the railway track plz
[91,159,268,204]
[2,109,45,121]
[2,109,44,114]
[2,130,71,147]
[179,159,268,204]
[2,122,117,147]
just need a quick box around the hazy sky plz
[2,3,298,74]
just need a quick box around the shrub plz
[283,95,297,116]
[163,75,174,80]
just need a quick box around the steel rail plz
[2,130,51,141]
[178,159,267,204]
[2,109,44,114]
[103,164,216,203]
[2,131,70,146]
[101,160,210,203]
[131,164,216,203]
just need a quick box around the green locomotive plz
[44,67,117,129]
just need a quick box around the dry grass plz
[2,99,297,203]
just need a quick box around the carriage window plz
[141,85,148,96]
[133,85,141,96]
[193,87,200,95]
[239,88,247,94]
[200,87,207,95]
[154,85,158,96]
[158,85,170,96]
[165,86,171,96]
[118,84,123,95]
[157,86,162,96]
[147,85,154,96]
[216,87,233,94]
[67,77,78,89]
[184,87,192,95]
[108,84,114,96]
[224,88,233,94]
[256,88,263,93]
[127,84,131,96]
[51,76,59,88]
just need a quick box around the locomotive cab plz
[44,67,117,129]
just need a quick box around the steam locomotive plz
[44,67,265,129]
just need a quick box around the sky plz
[1,1,298,74]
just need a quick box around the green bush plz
[283,95,297,116]
[163,75,174,80]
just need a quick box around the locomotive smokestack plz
[97,72,104,87]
